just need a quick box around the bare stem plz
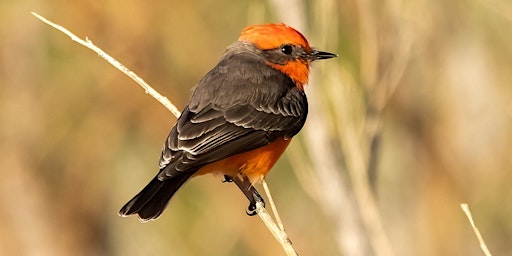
[31,12,181,118]
[31,11,297,256]
[255,200,298,256]
[262,179,286,231]
[461,203,493,256]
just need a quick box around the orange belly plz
[194,138,291,184]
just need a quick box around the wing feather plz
[157,50,308,180]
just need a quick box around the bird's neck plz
[266,61,309,90]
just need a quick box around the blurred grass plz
[1,0,512,255]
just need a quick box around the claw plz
[246,203,258,216]
[230,174,266,216]
[245,194,265,216]
[222,175,233,183]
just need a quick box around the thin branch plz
[262,179,285,231]
[31,12,181,118]
[260,179,297,255]
[461,203,493,256]
[32,12,297,256]
[255,200,298,256]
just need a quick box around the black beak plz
[309,49,338,61]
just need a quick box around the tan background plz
[1,0,511,255]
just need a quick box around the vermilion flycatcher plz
[120,23,336,221]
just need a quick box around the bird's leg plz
[221,175,233,183]
[229,174,265,216]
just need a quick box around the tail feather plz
[119,172,194,221]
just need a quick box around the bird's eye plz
[281,45,293,55]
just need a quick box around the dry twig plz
[30,12,181,118]
[461,203,493,256]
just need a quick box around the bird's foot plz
[246,203,258,216]
[222,175,233,183]
[245,193,265,216]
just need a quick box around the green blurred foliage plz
[1,0,511,255]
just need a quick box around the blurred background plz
[1,0,511,255]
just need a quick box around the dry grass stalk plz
[461,203,493,256]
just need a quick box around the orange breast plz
[195,138,291,184]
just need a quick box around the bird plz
[119,23,337,221]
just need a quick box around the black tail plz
[119,172,194,221]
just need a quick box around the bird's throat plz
[267,61,310,90]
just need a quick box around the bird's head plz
[238,23,337,89]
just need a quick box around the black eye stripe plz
[261,44,303,65]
